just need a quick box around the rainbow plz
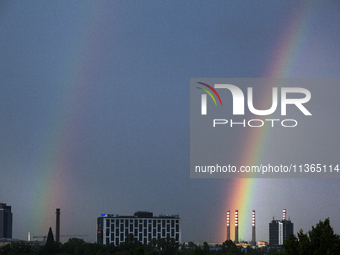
[221,2,317,242]
[27,2,105,236]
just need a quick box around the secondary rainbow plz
[27,2,106,237]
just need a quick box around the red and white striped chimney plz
[227,210,230,240]
[283,209,286,221]
[235,210,239,243]
[252,210,256,245]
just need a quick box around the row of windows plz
[105,233,180,245]
[105,227,179,238]
[106,219,179,228]
[106,223,180,233]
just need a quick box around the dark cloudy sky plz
[1,0,340,244]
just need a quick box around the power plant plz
[226,209,257,246]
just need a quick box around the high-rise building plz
[97,211,181,245]
[0,203,13,238]
[269,209,293,246]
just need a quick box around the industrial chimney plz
[235,210,239,243]
[227,210,230,240]
[283,209,286,221]
[251,210,256,246]
[56,208,60,243]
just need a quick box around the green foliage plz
[0,238,247,255]
[280,218,340,255]
[62,237,86,254]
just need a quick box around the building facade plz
[97,211,181,245]
[0,203,13,238]
[269,218,293,245]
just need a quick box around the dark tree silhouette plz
[46,227,54,243]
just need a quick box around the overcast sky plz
[1,1,340,244]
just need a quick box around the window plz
[144,220,147,228]
[106,219,110,226]
[135,220,138,227]
[148,224,151,232]
[153,220,156,228]
[106,228,110,236]
[130,224,133,232]
[116,229,119,236]
[120,233,124,242]
[167,220,170,224]
[176,225,179,232]
[153,229,156,236]
[139,233,142,242]
[176,234,179,241]
[157,224,161,232]
[111,224,115,232]
[125,229,128,236]
[120,224,124,232]
[171,229,174,236]
[171,220,174,228]
[111,233,114,241]
[106,238,109,244]
[167,224,170,232]
[134,229,138,236]
[162,229,165,237]
[162,220,165,227]
[116,238,119,245]
[125,220,128,227]
[144,229,147,236]
[116,219,119,225]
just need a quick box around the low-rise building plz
[97,211,181,245]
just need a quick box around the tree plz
[62,238,86,254]
[46,227,54,243]
[202,242,210,255]
[281,218,340,255]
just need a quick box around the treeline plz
[5,217,338,255]
[0,235,254,255]
[277,218,340,255]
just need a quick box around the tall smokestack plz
[56,208,60,243]
[283,209,286,221]
[227,210,230,240]
[252,210,256,246]
[235,210,239,243]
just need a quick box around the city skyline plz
[1,1,340,244]
[0,203,323,245]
